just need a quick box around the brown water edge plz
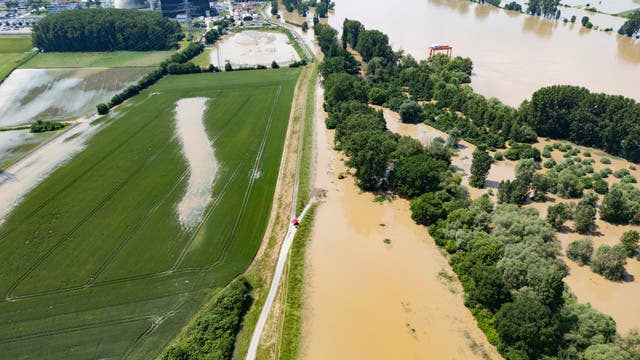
[300,89,501,359]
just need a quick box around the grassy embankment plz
[277,205,317,360]
[20,50,175,68]
[0,68,299,359]
[0,35,34,83]
[231,63,315,360]
[296,64,318,213]
[617,8,640,18]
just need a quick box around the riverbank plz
[299,84,501,359]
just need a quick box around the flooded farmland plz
[210,30,300,68]
[329,0,640,106]
[174,97,218,230]
[0,67,150,127]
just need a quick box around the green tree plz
[398,100,422,123]
[497,179,529,205]
[583,343,632,360]
[96,103,109,115]
[389,153,449,198]
[561,302,617,354]
[620,230,640,257]
[495,292,560,359]
[546,202,572,229]
[591,244,627,281]
[557,169,583,199]
[600,185,631,224]
[355,29,393,63]
[618,10,640,37]
[566,238,594,265]
[410,191,450,225]
[470,150,492,188]
[574,203,596,234]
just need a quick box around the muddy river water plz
[302,1,640,357]
[301,85,501,359]
[329,0,640,106]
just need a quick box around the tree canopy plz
[33,9,183,51]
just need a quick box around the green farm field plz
[21,50,175,68]
[0,35,33,82]
[0,68,300,358]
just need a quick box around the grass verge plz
[278,204,316,360]
[21,50,175,68]
[0,35,35,84]
[296,63,318,215]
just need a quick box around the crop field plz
[0,68,300,359]
[21,50,175,69]
[0,35,33,82]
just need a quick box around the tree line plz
[98,42,204,113]
[280,0,334,18]
[161,279,252,360]
[316,19,640,360]
[32,9,183,52]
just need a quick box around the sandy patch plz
[0,116,102,224]
[174,97,218,230]
[210,30,300,68]
[300,88,500,359]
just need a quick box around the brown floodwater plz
[329,0,640,106]
[528,139,640,333]
[300,86,501,359]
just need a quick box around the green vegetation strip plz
[161,279,252,359]
[0,69,299,359]
[279,205,316,360]
[296,64,318,214]
[22,51,175,69]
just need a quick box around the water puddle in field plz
[210,30,300,68]
[0,115,102,224]
[300,85,500,359]
[0,68,148,127]
[174,97,218,230]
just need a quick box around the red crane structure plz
[429,44,453,57]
